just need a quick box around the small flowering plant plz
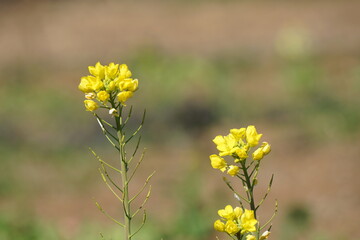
[79,62,153,240]
[210,126,277,240]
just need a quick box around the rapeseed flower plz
[210,154,227,172]
[246,126,262,147]
[79,62,139,111]
[246,235,256,240]
[214,220,225,232]
[240,209,258,234]
[210,125,270,175]
[214,205,258,236]
[227,165,240,176]
[84,100,99,112]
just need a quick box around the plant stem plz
[240,160,256,219]
[112,98,132,240]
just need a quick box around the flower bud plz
[106,81,116,92]
[88,62,105,79]
[246,235,256,240]
[119,78,139,92]
[225,220,240,235]
[105,62,119,79]
[84,100,98,112]
[227,165,240,176]
[97,91,110,102]
[109,108,118,117]
[234,147,248,160]
[85,92,96,99]
[214,220,225,232]
[117,91,134,103]
[209,154,227,172]
[253,147,264,161]
[260,231,271,240]
[246,125,262,147]
[261,142,271,155]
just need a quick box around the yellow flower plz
[246,235,257,240]
[106,81,116,92]
[233,147,248,161]
[252,148,264,161]
[78,76,93,93]
[80,76,104,92]
[117,91,134,103]
[253,142,271,161]
[84,100,98,112]
[105,62,119,79]
[97,91,110,102]
[246,126,262,147]
[261,142,271,155]
[213,134,237,156]
[214,220,225,232]
[227,165,240,176]
[119,64,132,79]
[225,221,240,235]
[240,209,258,234]
[218,205,236,220]
[233,207,243,219]
[230,128,246,140]
[119,78,139,92]
[209,154,227,172]
[88,62,105,79]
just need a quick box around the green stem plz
[112,98,131,240]
[240,160,256,219]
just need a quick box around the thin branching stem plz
[130,211,147,238]
[122,106,133,128]
[99,168,123,202]
[256,174,274,210]
[131,185,152,218]
[95,201,125,228]
[125,109,146,143]
[128,137,142,164]
[100,163,123,193]
[90,148,122,174]
[130,171,155,203]
[128,150,146,183]
[260,200,278,230]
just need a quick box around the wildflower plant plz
[79,62,153,240]
[210,126,277,240]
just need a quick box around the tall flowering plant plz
[78,62,153,240]
[210,126,277,240]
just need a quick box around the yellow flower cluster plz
[214,205,258,235]
[78,62,139,111]
[210,126,271,176]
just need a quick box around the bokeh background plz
[1,0,360,239]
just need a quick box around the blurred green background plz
[1,0,359,239]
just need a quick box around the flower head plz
[246,235,257,240]
[246,126,262,147]
[240,209,258,234]
[210,154,227,172]
[214,220,225,232]
[225,220,240,235]
[227,165,240,176]
[79,62,139,111]
[84,100,99,112]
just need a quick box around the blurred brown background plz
[1,0,359,239]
